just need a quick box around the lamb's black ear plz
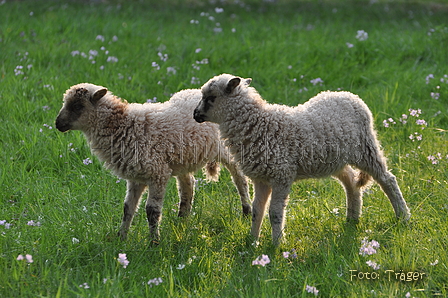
[244,78,252,86]
[225,77,241,94]
[91,88,107,104]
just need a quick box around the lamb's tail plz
[204,161,220,182]
[356,170,373,189]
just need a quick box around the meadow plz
[0,0,447,297]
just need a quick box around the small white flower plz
[356,30,368,41]
[310,78,324,86]
[107,56,118,63]
[167,67,177,75]
[430,259,439,266]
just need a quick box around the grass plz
[1,0,447,296]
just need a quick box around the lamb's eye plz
[205,96,216,102]
[69,102,84,112]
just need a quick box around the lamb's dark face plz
[193,94,217,123]
[55,84,107,132]
[194,74,251,124]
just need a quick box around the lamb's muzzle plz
[55,116,70,132]
[193,107,206,123]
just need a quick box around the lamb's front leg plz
[250,181,272,241]
[176,173,195,217]
[118,181,147,240]
[269,184,292,245]
[145,176,169,242]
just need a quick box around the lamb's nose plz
[55,116,70,132]
[193,109,205,123]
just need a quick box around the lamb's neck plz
[221,97,267,143]
[84,99,129,159]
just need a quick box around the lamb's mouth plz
[55,118,71,132]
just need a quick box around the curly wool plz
[56,83,250,241]
[90,91,220,182]
[194,73,411,244]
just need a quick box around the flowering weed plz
[359,238,380,256]
[305,285,319,296]
[117,253,129,268]
[252,254,270,267]
[17,254,33,263]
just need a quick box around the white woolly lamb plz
[56,83,251,242]
[194,73,411,245]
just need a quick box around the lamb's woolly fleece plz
[194,73,410,244]
[56,83,250,241]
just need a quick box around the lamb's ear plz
[244,78,252,86]
[225,77,241,93]
[91,88,107,104]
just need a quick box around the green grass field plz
[1,0,447,297]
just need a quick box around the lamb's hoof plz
[117,231,128,241]
[346,217,360,225]
[399,211,411,222]
[177,210,191,217]
[397,212,411,225]
[244,234,260,248]
[242,205,252,217]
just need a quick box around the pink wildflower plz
[252,254,270,266]
[83,158,92,165]
[310,78,324,86]
[17,254,33,263]
[409,108,421,117]
[366,260,380,270]
[359,238,380,256]
[117,253,129,268]
[305,285,319,296]
[27,220,41,226]
[147,277,163,287]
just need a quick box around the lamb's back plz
[115,89,219,179]
[294,91,372,141]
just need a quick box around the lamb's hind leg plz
[176,173,195,217]
[118,180,147,240]
[356,145,410,220]
[373,170,410,220]
[334,165,364,222]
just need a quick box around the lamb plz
[55,83,251,242]
[193,73,411,245]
